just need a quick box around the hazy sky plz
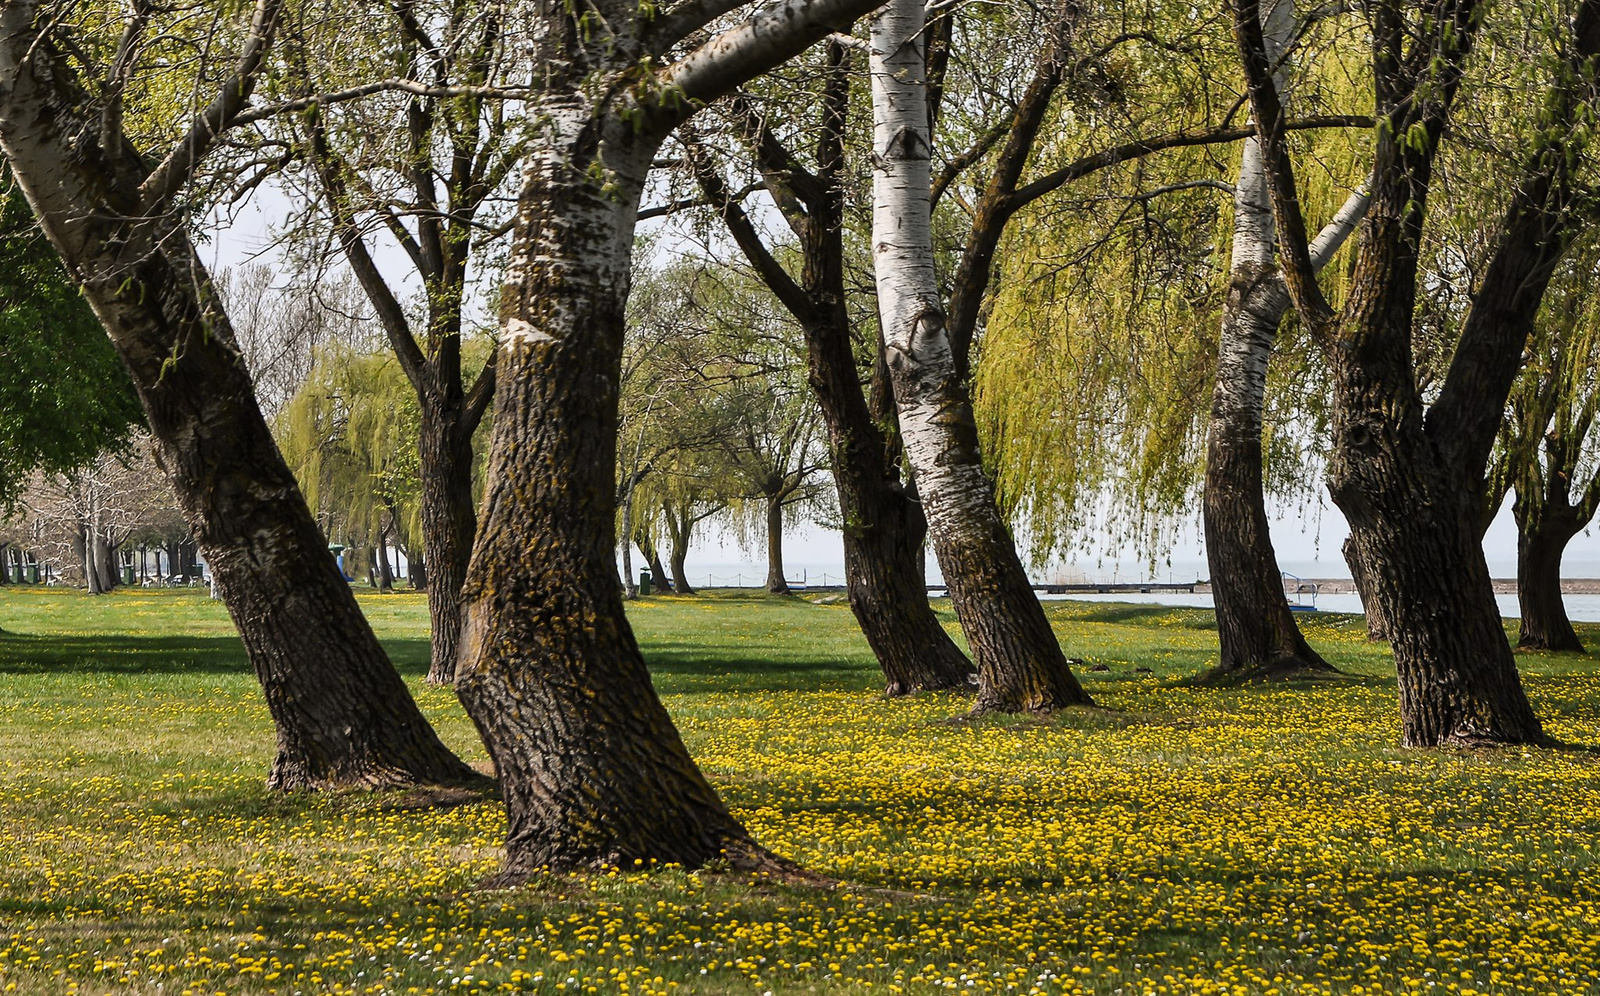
[204,188,1600,585]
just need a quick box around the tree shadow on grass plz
[0,632,440,679]
[0,630,880,696]
[644,648,881,695]
[1045,603,1218,630]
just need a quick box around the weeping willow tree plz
[973,86,1368,568]
[1498,241,1600,652]
[276,342,492,589]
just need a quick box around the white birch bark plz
[869,0,1087,711]
[1203,0,1369,675]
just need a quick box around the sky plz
[202,186,1600,587]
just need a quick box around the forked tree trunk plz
[455,116,765,878]
[765,494,789,594]
[0,18,478,790]
[869,0,1087,712]
[1343,535,1390,641]
[1230,0,1592,747]
[1514,498,1584,652]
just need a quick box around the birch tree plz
[1201,0,1369,680]
[868,0,1089,712]
[682,46,977,693]
[0,0,478,789]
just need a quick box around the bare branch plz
[140,0,287,213]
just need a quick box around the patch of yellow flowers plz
[3,617,1600,994]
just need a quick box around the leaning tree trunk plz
[1204,294,1330,677]
[765,493,789,594]
[1201,7,1344,679]
[869,0,1087,713]
[646,544,671,592]
[0,36,479,789]
[1514,499,1584,652]
[1343,535,1390,641]
[454,115,768,878]
[418,408,477,683]
[793,276,973,694]
[670,543,695,595]
[76,244,477,788]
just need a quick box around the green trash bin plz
[639,570,652,596]
[122,565,136,586]
[26,564,38,584]
[10,563,21,585]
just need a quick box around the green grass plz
[2,586,1600,996]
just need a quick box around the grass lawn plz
[2,587,1600,996]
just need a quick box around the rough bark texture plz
[0,5,478,790]
[1201,0,1341,680]
[691,48,973,694]
[1233,0,1600,745]
[1343,535,1391,641]
[455,121,760,878]
[870,0,1086,712]
[765,495,789,593]
[1514,494,1585,652]
[417,409,479,681]
[1204,268,1330,677]
[453,0,912,879]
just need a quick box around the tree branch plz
[140,0,286,213]
[654,0,885,133]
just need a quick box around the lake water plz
[1031,590,1600,623]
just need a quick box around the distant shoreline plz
[1193,578,1600,595]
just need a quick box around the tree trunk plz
[670,544,695,596]
[1201,3,1343,680]
[1514,498,1584,652]
[79,523,100,594]
[869,0,1087,712]
[648,545,671,592]
[1340,479,1541,745]
[1342,535,1390,641]
[1204,294,1331,677]
[765,493,789,594]
[798,301,973,694]
[620,478,639,599]
[95,534,118,593]
[410,553,428,591]
[375,527,394,592]
[0,31,478,789]
[454,113,765,878]
[418,409,476,683]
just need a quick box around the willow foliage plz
[275,341,491,555]
[972,12,1370,566]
